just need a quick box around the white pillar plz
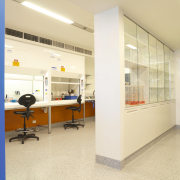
[94,7,125,169]
[175,50,180,125]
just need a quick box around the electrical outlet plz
[32,120,36,124]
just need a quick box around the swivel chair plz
[9,94,39,144]
[64,95,84,130]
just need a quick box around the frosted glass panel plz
[170,50,175,99]
[124,17,175,107]
[157,41,164,101]
[137,26,149,104]
[164,46,170,100]
[124,17,138,105]
[149,35,158,103]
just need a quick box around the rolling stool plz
[64,95,84,130]
[9,94,39,144]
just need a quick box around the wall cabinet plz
[124,17,175,107]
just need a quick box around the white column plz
[94,7,125,169]
[175,50,180,125]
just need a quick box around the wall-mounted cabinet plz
[124,17,175,107]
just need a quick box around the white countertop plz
[5,101,49,110]
[5,100,84,110]
[85,99,95,101]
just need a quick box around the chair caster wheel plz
[22,141,24,144]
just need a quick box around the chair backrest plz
[18,94,36,108]
[77,95,82,112]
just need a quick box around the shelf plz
[125,60,148,69]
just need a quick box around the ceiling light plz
[21,1,74,24]
[126,44,137,50]
[125,68,131,74]
[53,53,61,57]
[5,44,13,48]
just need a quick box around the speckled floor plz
[5,119,180,180]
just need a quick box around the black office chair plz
[64,95,84,130]
[9,94,39,144]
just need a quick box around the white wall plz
[95,6,176,164]
[95,7,125,161]
[5,38,85,74]
[123,102,176,159]
[175,50,180,125]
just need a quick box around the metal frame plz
[0,0,6,179]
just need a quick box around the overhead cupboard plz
[124,17,175,107]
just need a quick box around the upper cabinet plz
[124,18,138,105]
[157,41,165,102]
[149,35,158,103]
[124,17,175,107]
[137,27,149,105]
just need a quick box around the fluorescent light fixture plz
[125,68,131,74]
[5,44,13,48]
[53,53,61,57]
[44,50,61,57]
[126,44,137,50]
[21,1,74,24]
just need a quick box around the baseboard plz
[96,125,176,170]
[96,155,121,169]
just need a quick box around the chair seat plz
[14,110,34,115]
[66,106,79,111]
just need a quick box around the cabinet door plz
[157,41,164,101]
[164,46,170,100]
[149,35,158,103]
[170,50,175,99]
[124,17,138,106]
[137,26,149,104]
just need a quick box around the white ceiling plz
[5,0,180,51]
[5,0,94,50]
[68,0,180,51]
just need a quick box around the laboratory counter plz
[5,100,95,132]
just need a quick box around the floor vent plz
[5,28,93,56]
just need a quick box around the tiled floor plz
[5,118,180,180]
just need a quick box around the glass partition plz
[149,35,158,103]
[124,18,138,105]
[137,26,149,104]
[170,50,175,99]
[124,16,175,107]
[157,41,165,102]
[164,46,170,100]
